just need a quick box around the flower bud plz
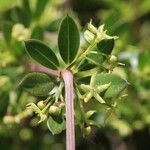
[14,116,21,123]
[59,102,65,108]
[19,128,33,141]
[84,30,95,43]
[3,115,15,124]
[49,105,61,116]
[88,21,97,34]
[109,55,117,63]
[37,101,45,109]
[84,126,92,135]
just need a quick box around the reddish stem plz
[30,64,75,149]
[30,63,60,77]
[62,70,75,150]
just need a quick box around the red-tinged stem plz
[62,70,75,150]
[30,63,60,77]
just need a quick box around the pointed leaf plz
[97,39,114,55]
[24,39,59,69]
[19,72,55,97]
[96,74,128,98]
[47,115,66,135]
[58,15,80,64]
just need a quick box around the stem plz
[30,63,60,77]
[62,70,75,150]
[71,42,96,72]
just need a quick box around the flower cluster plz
[84,20,118,43]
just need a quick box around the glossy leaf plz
[96,73,128,98]
[24,39,59,69]
[58,15,80,64]
[97,39,114,55]
[19,72,55,97]
[47,115,66,135]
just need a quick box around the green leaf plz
[24,39,59,69]
[97,39,114,55]
[22,0,32,26]
[12,6,31,27]
[31,26,44,40]
[34,0,48,19]
[58,15,80,64]
[19,72,55,97]
[86,51,106,65]
[47,115,66,135]
[2,22,13,45]
[138,50,150,71]
[96,73,128,98]
[0,92,9,118]
[46,18,62,32]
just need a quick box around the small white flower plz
[84,30,95,43]
[49,86,59,95]
[84,21,118,44]
[97,24,118,40]
[87,20,97,34]
[12,24,30,41]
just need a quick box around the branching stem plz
[30,63,60,77]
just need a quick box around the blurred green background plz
[0,0,150,150]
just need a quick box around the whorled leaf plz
[19,72,55,97]
[58,15,80,64]
[24,39,59,69]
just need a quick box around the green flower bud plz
[84,126,92,135]
[37,100,45,109]
[109,55,117,63]
[3,115,15,124]
[14,116,21,123]
[19,128,33,141]
[59,102,65,108]
[49,105,61,116]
